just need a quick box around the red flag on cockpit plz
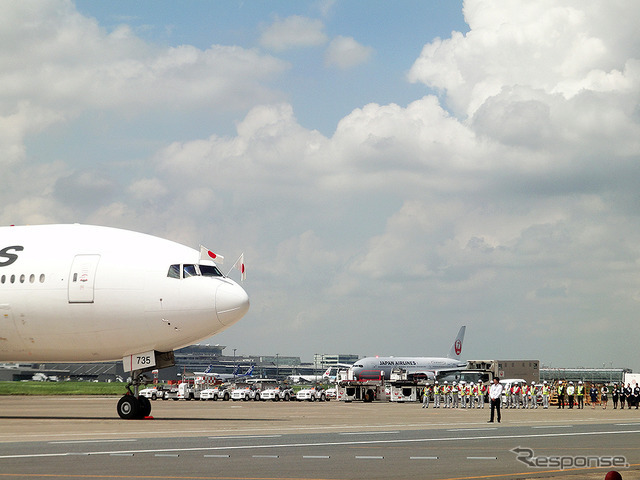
[199,245,224,264]
[233,253,246,281]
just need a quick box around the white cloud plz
[0,1,288,139]
[324,36,374,69]
[2,0,640,369]
[259,15,328,51]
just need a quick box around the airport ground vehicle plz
[231,385,261,401]
[260,385,294,401]
[325,388,337,399]
[296,387,327,401]
[139,386,168,400]
[200,385,231,401]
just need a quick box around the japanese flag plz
[233,253,246,281]
[199,245,224,264]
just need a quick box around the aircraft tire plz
[117,396,139,420]
[138,395,152,418]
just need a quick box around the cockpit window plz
[167,264,180,279]
[183,264,198,278]
[199,264,223,277]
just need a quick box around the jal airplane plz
[350,326,466,381]
[0,224,249,419]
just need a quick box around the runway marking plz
[339,431,399,435]
[303,455,330,459]
[355,456,384,459]
[616,423,640,426]
[467,456,497,460]
[447,428,497,432]
[2,428,640,460]
[252,455,279,458]
[531,425,573,429]
[410,456,439,460]
[208,435,282,440]
[204,454,230,458]
[49,439,137,444]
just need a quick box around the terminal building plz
[540,367,630,384]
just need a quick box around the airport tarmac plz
[0,396,639,479]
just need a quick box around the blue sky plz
[2,0,640,371]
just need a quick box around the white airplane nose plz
[215,281,250,326]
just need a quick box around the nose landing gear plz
[117,370,152,419]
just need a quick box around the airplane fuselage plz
[0,224,249,362]
[351,356,463,380]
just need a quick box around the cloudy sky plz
[3,0,640,371]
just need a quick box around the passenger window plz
[167,264,180,279]
[39,274,45,283]
[199,264,223,277]
[183,264,198,278]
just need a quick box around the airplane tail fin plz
[447,326,466,360]
[245,365,254,377]
[323,367,331,377]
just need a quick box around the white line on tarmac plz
[2,428,640,460]
[531,425,573,428]
[339,431,399,435]
[49,439,137,444]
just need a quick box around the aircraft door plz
[0,304,25,354]
[68,254,101,303]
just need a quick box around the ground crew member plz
[612,383,620,409]
[522,383,530,409]
[478,382,486,408]
[576,381,585,409]
[567,381,575,409]
[433,381,440,408]
[452,381,459,408]
[469,382,476,409]
[601,384,609,409]
[461,382,467,408]
[529,381,537,408]
[422,385,430,408]
[503,382,510,408]
[512,383,521,409]
[465,382,472,408]
[557,381,565,409]
[624,383,632,408]
[542,381,550,409]
[444,381,451,408]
